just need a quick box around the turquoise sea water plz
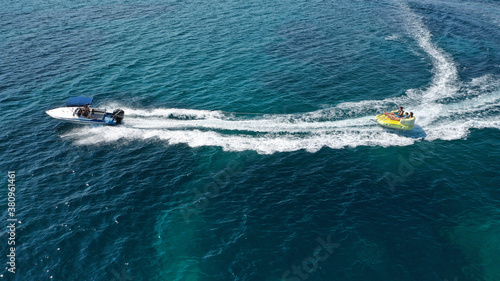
[1,0,500,280]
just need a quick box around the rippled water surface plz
[1,0,500,280]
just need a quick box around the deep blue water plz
[1,0,500,280]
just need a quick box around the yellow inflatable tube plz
[375,110,415,131]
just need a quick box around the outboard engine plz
[112,109,125,124]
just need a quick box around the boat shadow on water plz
[381,124,427,139]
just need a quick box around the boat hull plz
[46,107,119,125]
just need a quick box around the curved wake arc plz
[60,3,500,154]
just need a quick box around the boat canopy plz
[66,97,94,107]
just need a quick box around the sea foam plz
[61,4,500,154]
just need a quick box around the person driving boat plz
[76,104,91,118]
[82,104,91,118]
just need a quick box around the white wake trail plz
[60,3,500,154]
[124,115,372,133]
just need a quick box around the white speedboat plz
[46,97,124,125]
